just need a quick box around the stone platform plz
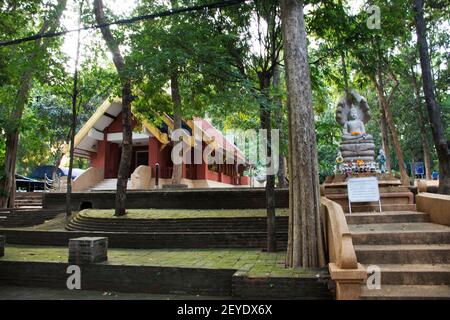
[322,173,414,213]
[66,209,288,233]
[0,245,331,299]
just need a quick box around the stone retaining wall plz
[43,188,289,210]
[0,260,332,299]
[0,229,288,249]
[0,261,235,296]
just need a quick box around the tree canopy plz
[0,0,449,200]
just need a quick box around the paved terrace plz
[1,245,306,277]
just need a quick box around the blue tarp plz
[29,165,85,180]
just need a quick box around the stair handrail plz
[44,173,53,191]
[44,173,62,191]
[321,196,358,269]
[320,195,366,299]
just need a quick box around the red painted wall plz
[90,139,105,169]
[89,117,249,185]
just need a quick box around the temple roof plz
[72,98,246,164]
[72,98,169,157]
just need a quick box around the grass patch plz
[80,208,289,220]
[1,245,315,278]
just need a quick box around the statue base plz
[321,172,413,213]
[339,136,375,162]
[323,172,401,186]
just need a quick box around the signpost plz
[347,177,382,214]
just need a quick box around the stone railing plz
[417,192,450,226]
[130,165,152,190]
[321,196,366,300]
[72,167,104,192]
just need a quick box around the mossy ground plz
[79,208,289,220]
[80,208,289,219]
[1,245,315,277]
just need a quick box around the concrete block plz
[69,237,107,264]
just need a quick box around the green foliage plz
[316,110,341,182]
[0,0,448,186]
[128,0,253,124]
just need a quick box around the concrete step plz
[355,244,450,264]
[341,203,417,213]
[345,211,430,225]
[15,194,43,199]
[66,218,289,233]
[361,285,450,300]
[90,179,132,191]
[350,223,450,245]
[366,264,450,285]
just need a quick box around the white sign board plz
[347,177,381,213]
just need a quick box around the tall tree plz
[413,0,450,194]
[281,0,325,268]
[350,1,410,185]
[66,0,84,219]
[0,0,67,208]
[371,67,409,185]
[410,64,432,180]
[254,1,282,252]
[170,69,183,185]
[216,1,282,252]
[379,109,392,172]
[169,0,184,186]
[273,62,287,188]
[130,0,246,187]
[93,0,133,215]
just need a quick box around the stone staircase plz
[65,214,289,249]
[14,192,43,208]
[346,210,450,299]
[67,215,289,233]
[0,208,63,228]
[90,179,131,191]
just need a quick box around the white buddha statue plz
[342,105,373,141]
[336,90,375,162]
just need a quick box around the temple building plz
[69,98,250,191]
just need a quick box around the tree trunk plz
[258,70,277,253]
[66,1,83,220]
[379,109,391,172]
[373,77,409,186]
[277,156,287,188]
[341,50,349,98]
[411,64,432,180]
[3,75,32,208]
[413,0,450,194]
[273,63,288,189]
[2,130,20,208]
[94,0,133,215]
[281,0,325,268]
[170,70,183,185]
[0,0,67,208]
